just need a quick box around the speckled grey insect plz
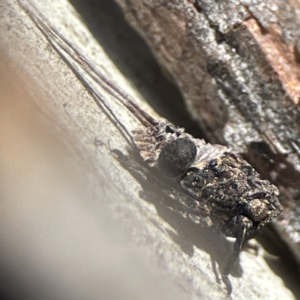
[133,118,283,294]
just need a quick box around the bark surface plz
[114,0,300,272]
[0,0,298,299]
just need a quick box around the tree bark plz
[0,0,297,299]
[114,0,300,272]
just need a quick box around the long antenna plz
[18,0,159,148]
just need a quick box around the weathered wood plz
[0,0,296,299]
[114,0,300,271]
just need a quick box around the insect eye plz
[157,138,197,178]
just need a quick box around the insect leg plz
[221,216,252,295]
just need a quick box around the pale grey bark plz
[0,0,296,300]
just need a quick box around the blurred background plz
[0,51,183,300]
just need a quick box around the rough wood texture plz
[114,0,300,271]
[0,0,297,299]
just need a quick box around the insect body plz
[134,119,283,293]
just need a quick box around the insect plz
[21,1,283,295]
[130,109,283,295]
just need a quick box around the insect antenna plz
[18,0,158,150]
